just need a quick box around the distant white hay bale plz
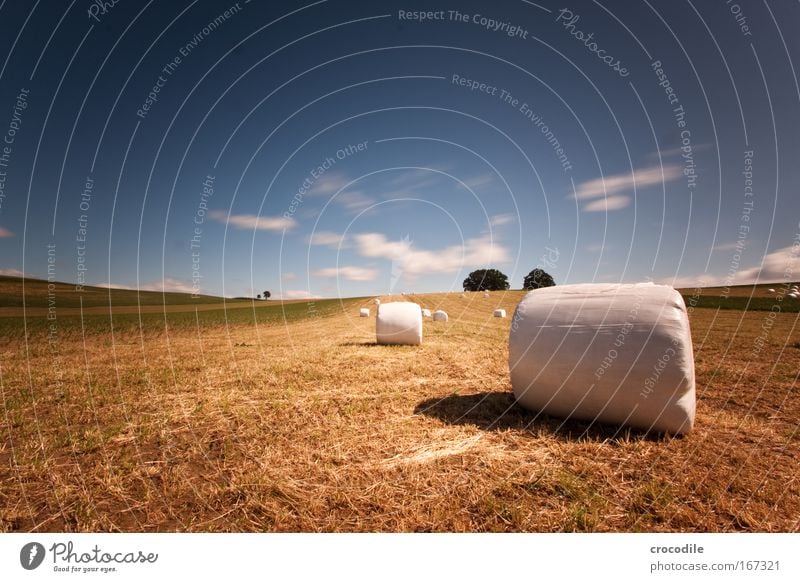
[359,308,370,317]
[789,292,799,298]
[376,302,422,345]
[373,298,381,305]
[460,293,466,298]
[433,310,448,322]
[509,283,696,435]
[768,288,775,293]
[494,308,506,318]
[421,308,431,317]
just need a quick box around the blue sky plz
[0,0,798,299]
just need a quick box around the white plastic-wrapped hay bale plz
[494,308,506,318]
[433,310,448,322]
[376,302,422,345]
[373,298,381,305]
[359,308,370,317]
[508,283,696,435]
[768,288,775,293]
[421,308,431,317]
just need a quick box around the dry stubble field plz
[1,290,798,532]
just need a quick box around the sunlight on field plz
[1,288,798,532]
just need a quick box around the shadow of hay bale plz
[414,392,666,443]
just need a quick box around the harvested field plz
[0,288,798,532]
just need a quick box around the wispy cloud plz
[582,195,632,212]
[662,245,799,287]
[314,266,378,281]
[0,268,25,276]
[335,191,375,212]
[570,164,682,212]
[309,231,347,247]
[573,164,682,213]
[574,165,682,200]
[282,272,297,280]
[277,290,320,300]
[458,173,496,190]
[353,232,509,275]
[208,210,295,231]
[0,226,14,238]
[490,213,515,227]
[139,278,197,294]
[307,172,350,196]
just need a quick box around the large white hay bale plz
[768,288,775,293]
[421,308,431,317]
[376,302,422,345]
[359,308,370,317]
[433,310,448,322]
[508,283,696,435]
[494,308,506,318]
[373,298,381,305]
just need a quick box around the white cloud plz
[490,213,515,227]
[208,210,295,231]
[582,195,632,212]
[0,227,14,238]
[573,164,682,214]
[307,172,350,196]
[353,232,509,275]
[0,268,25,276]
[661,245,800,288]
[736,245,798,284]
[309,231,346,247]
[139,278,198,294]
[459,173,495,190]
[314,266,378,281]
[277,290,320,300]
[335,191,375,212]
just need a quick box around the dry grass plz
[1,290,798,532]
